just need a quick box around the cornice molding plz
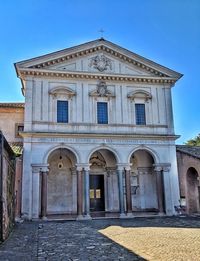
[20,131,180,141]
[18,68,176,85]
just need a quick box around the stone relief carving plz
[89,81,114,97]
[97,81,109,96]
[89,54,112,72]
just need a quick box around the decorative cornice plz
[26,45,169,77]
[0,102,24,108]
[20,131,180,141]
[18,68,176,85]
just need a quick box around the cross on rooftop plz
[98,29,105,38]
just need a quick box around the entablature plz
[19,68,177,85]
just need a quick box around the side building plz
[15,38,182,220]
[176,145,200,214]
[0,103,24,219]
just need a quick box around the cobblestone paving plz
[0,216,200,260]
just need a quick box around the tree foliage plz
[185,133,200,146]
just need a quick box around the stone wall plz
[0,132,16,241]
[176,150,200,213]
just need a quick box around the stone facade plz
[0,132,16,241]
[15,38,183,220]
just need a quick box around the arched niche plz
[47,148,77,215]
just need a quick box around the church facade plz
[15,38,182,220]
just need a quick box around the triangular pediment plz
[15,38,183,80]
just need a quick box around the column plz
[84,166,91,219]
[162,164,173,215]
[31,166,41,219]
[76,166,83,219]
[41,171,48,219]
[117,165,125,217]
[154,166,164,214]
[125,166,132,215]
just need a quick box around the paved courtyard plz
[0,216,200,260]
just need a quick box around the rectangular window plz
[97,102,108,124]
[135,104,146,125]
[15,123,24,138]
[57,100,68,123]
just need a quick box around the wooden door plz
[90,175,105,211]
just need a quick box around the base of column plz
[126,212,134,218]
[119,213,127,218]
[76,215,85,220]
[84,214,92,220]
[42,216,48,221]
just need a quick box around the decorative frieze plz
[29,137,175,145]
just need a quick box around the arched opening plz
[89,149,118,214]
[47,148,77,215]
[186,167,200,213]
[130,150,158,212]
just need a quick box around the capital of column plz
[153,163,171,172]
[31,164,49,173]
[124,164,132,171]
[117,163,132,171]
[76,163,91,172]
[76,164,83,172]
[162,164,171,172]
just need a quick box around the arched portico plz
[186,167,200,213]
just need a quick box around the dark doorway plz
[90,175,105,212]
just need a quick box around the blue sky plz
[0,0,199,144]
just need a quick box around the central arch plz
[89,149,119,215]
[47,148,77,215]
